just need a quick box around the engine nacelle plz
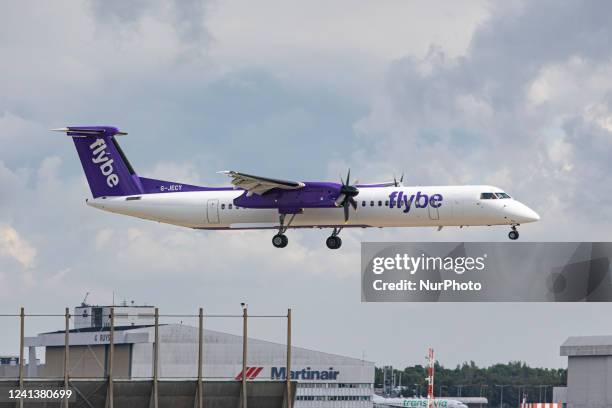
[233,182,341,210]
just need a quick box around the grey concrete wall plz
[567,355,612,408]
[0,380,295,408]
[44,345,132,379]
[552,387,567,403]
[0,367,18,379]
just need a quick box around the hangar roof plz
[25,324,374,367]
[560,335,612,356]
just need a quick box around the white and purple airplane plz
[372,394,468,408]
[54,126,539,249]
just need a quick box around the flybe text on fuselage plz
[270,366,339,380]
[90,138,119,188]
[388,191,443,214]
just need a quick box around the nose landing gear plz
[326,227,343,249]
[508,226,519,240]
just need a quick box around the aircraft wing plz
[356,181,396,187]
[219,170,305,195]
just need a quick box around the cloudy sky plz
[2,0,612,370]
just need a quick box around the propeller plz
[393,172,404,187]
[335,169,360,222]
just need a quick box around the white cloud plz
[146,161,206,186]
[0,225,37,269]
[37,156,63,190]
[46,268,70,287]
[207,0,488,98]
[584,102,612,133]
[349,1,612,241]
[527,57,612,112]
[88,225,361,281]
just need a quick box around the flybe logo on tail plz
[90,139,119,188]
[389,191,443,214]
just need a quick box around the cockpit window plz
[495,192,511,199]
[480,192,497,199]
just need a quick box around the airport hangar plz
[21,304,375,408]
[552,335,612,408]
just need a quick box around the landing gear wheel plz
[326,236,342,250]
[272,234,288,248]
[508,230,519,240]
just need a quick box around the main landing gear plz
[272,234,288,248]
[272,213,296,248]
[508,225,519,240]
[326,228,343,250]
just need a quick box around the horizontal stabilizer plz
[51,126,127,138]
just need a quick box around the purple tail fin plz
[54,126,143,198]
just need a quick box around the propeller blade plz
[335,193,346,207]
[337,169,359,221]
[343,201,350,222]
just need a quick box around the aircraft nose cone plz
[508,202,540,223]
[528,208,540,222]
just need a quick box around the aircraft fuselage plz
[86,184,539,230]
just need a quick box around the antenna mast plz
[427,348,435,408]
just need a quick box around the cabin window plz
[378,200,382,206]
[370,201,374,207]
[221,204,226,209]
[480,193,497,199]
[361,201,366,207]
[385,200,389,207]
[495,192,511,199]
[229,204,233,209]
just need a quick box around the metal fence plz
[0,307,293,408]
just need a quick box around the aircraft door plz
[207,199,220,223]
[428,205,440,220]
